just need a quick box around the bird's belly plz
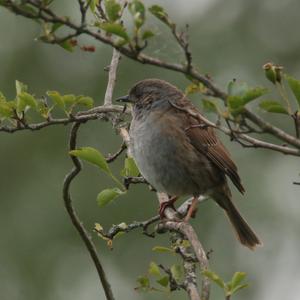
[130,116,210,196]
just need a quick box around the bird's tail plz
[215,194,262,250]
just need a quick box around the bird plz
[117,78,262,250]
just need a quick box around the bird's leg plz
[184,197,198,222]
[158,196,178,218]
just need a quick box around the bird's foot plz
[184,197,198,222]
[158,196,178,219]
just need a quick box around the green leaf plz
[70,147,111,174]
[17,92,38,112]
[156,276,169,287]
[15,80,28,96]
[227,95,245,114]
[99,23,129,41]
[231,283,249,295]
[104,0,121,22]
[259,100,288,114]
[148,5,171,26]
[286,74,300,107]
[137,276,150,288]
[202,99,218,113]
[76,96,94,108]
[231,272,246,289]
[152,246,174,254]
[89,0,99,13]
[96,187,124,207]
[141,30,155,40]
[171,264,183,282]
[121,157,140,177]
[51,22,63,33]
[129,0,146,28]
[0,102,14,118]
[242,87,268,104]
[47,91,65,109]
[62,94,76,105]
[148,262,161,277]
[37,102,50,119]
[227,80,248,97]
[0,91,6,102]
[202,270,225,288]
[59,40,75,52]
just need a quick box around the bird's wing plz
[171,97,245,194]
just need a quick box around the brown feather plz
[172,98,245,194]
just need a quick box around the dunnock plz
[117,79,261,250]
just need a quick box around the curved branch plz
[63,122,115,300]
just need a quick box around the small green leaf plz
[51,22,63,33]
[17,92,38,112]
[129,0,146,28]
[202,270,225,288]
[156,276,169,287]
[149,5,172,26]
[259,100,288,114]
[89,0,99,13]
[148,262,161,277]
[228,95,245,114]
[104,0,121,22]
[137,276,150,288]
[47,91,65,109]
[152,246,174,254]
[62,94,77,105]
[171,264,183,282]
[76,96,94,108]
[59,40,75,52]
[96,187,124,207]
[231,272,246,289]
[227,80,248,97]
[99,23,129,41]
[202,99,218,113]
[121,157,140,177]
[15,80,28,96]
[0,102,14,118]
[242,87,268,104]
[141,30,155,40]
[70,147,111,174]
[231,283,249,295]
[37,102,50,119]
[286,74,300,107]
[0,92,6,102]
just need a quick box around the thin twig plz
[63,122,115,300]
[106,142,126,163]
[104,49,121,106]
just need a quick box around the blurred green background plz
[0,1,300,299]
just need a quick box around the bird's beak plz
[116,95,131,103]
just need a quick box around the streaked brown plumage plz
[117,79,262,250]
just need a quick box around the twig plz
[106,142,126,163]
[95,215,160,240]
[63,122,115,300]
[104,49,121,106]
[0,105,128,133]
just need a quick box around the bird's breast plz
[129,111,213,196]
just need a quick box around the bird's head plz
[116,79,183,115]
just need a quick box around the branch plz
[104,49,121,106]
[63,122,115,300]
[0,105,129,133]
[3,0,300,153]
